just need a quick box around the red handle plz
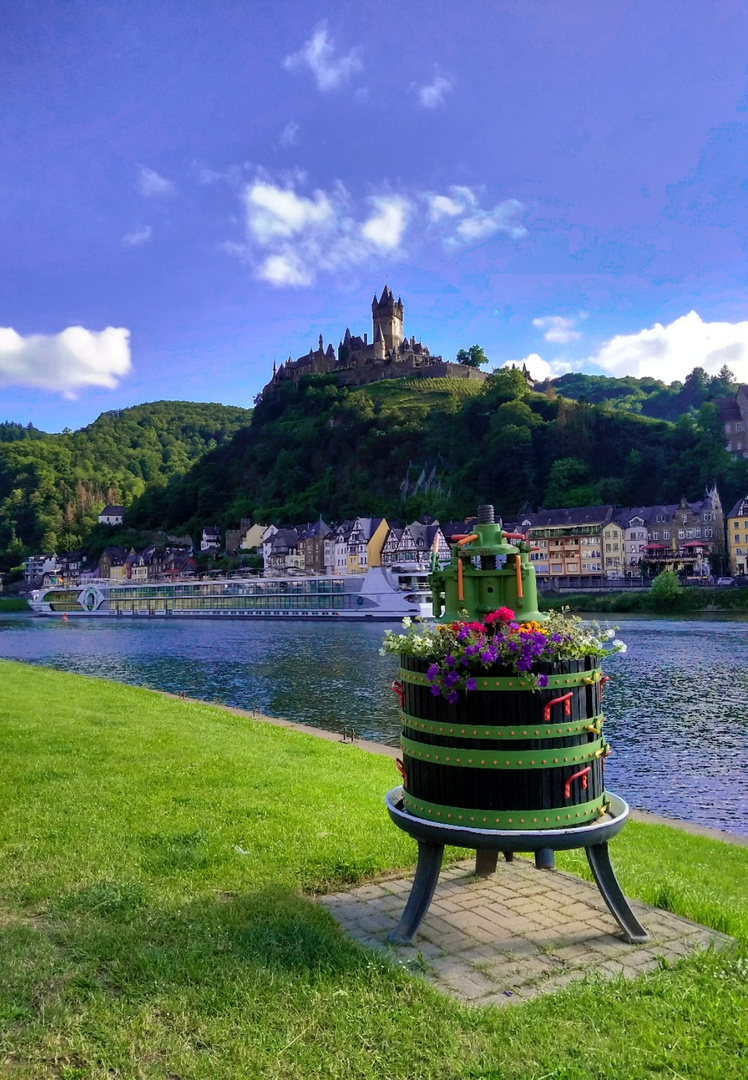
[564,766,591,799]
[502,532,526,541]
[543,692,573,722]
[395,758,408,788]
[599,675,611,697]
[391,680,404,708]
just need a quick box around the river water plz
[1,613,746,837]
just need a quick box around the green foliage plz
[123,371,748,538]
[547,364,739,422]
[0,401,252,568]
[648,570,684,608]
[456,344,490,368]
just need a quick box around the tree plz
[456,345,490,368]
[648,570,684,609]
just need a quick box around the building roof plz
[527,505,615,530]
[100,505,125,516]
[728,497,748,519]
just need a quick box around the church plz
[263,286,488,394]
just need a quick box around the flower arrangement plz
[382,607,625,703]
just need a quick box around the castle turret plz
[373,322,386,360]
[372,284,404,352]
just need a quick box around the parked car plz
[716,577,734,586]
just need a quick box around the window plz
[652,531,659,540]
[705,528,713,538]
[606,557,612,566]
[686,529,694,539]
[704,513,713,522]
[735,521,740,530]
[678,530,685,539]
[663,530,670,540]
[606,544,611,552]
[682,514,688,524]
[551,563,562,573]
[738,548,743,555]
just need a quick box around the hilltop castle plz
[263,286,488,395]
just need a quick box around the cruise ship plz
[28,566,433,620]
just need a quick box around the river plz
[1,613,746,837]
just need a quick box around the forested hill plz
[541,366,737,422]
[0,401,252,564]
[127,369,747,539]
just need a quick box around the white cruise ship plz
[28,566,433,621]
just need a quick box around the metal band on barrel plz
[402,791,609,829]
[398,667,602,691]
[400,711,604,740]
[400,734,606,770]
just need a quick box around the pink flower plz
[485,607,515,625]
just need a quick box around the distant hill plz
[539,366,738,422]
[127,369,748,540]
[0,401,252,566]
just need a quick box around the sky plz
[4,0,748,430]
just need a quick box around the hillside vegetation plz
[0,401,252,567]
[542,365,737,422]
[128,368,748,538]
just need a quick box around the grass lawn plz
[1,658,747,1079]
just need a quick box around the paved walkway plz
[320,856,733,1007]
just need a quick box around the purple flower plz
[446,690,459,704]
[443,671,459,687]
[430,684,441,697]
[537,674,549,688]
[465,677,476,691]
[444,654,456,668]
[427,663,439,681]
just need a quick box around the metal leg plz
[503,851,514,862]
[389,841,444,943]
[475,849,499,876]
[535,848,556,870]
[586,842,649,944]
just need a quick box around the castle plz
[263,286,489,395]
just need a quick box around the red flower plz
[485,607,515,625]
[466,621,486,633]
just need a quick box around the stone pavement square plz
[319,856,734,1007]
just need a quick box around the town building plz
[201,526,221,553]
[641,489,724,577]
[263,286,488,397]
[298,519,332,574]
[98,505,125,526]
[525,507,613,580]
[98,546,128,580]
[719,386,748,458]
[346,517,388,574]
[725,497,748,575]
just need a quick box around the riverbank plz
[540,586,748,614]
[1,658,747,1078]
[0,596,29,612]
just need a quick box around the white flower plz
[402,617,412,628]
[612,639,627,653]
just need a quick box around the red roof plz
[642,542,666,549]
[681,540,707,547]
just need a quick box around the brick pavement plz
[319,856,734,1007]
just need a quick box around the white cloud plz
[137,166,176,197]
[121,224,152,247]
[533,315,583,345]
[592,311,748,382]
[238,177,411,287]
[245,182,335,242]
[0,327,131,397]
[361,196,410,250]
[279,122,299,147]
[412,74,453,108]
[283,26,362,92]
[503,355,574,382]
[426,186,527,245]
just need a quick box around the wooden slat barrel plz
[396,655,610,830]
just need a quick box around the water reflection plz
[1,614,746,836]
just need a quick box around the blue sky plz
[4,0,748,430]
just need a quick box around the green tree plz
[456,345,490,368]
[648,570,684,609]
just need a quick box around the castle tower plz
[372,285,403,353]
[373,322,386,360]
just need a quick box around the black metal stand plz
[386,788,648,946]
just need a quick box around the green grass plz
[540,587,748,615]
[1,659,747,1079]
[0,597,29,612]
